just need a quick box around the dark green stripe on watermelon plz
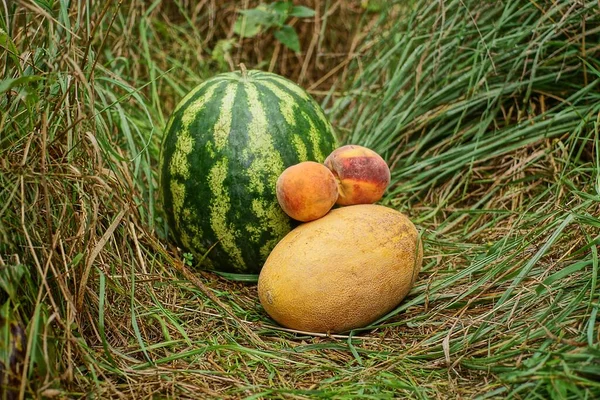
[160,70,338,274]
[256,78,335,162]
[160,79,229,267]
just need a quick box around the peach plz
[276,161,339,222]
[324,145,391,206]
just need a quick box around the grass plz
[1,0,600,398]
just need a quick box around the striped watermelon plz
[160,68,337,274]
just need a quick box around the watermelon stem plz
[239,63,248,79]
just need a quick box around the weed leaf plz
[290,6,316,18]
[274,25,300,52]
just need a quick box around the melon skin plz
[257,204,423,333]
[160,70,337,274]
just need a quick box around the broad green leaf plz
[267,2,290,27]
[271,1,291,16]
[0,76,44,95]
[233,16,263,38]
[274,25,300,53]
[238,7,272,24]
[290,5,316,18]
[0,263,26,300]
[0,28,19,62]
[235,5,272,37]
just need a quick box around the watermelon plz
[160,68,337,274]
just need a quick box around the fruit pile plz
[259,145,422,333]
[160,68,422,334]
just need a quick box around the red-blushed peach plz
[276,161,339,222]
[324,145,391,206]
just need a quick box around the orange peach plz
[324,145,390,206]
[276,161,339,222]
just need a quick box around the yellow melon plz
[257,204,422,333]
